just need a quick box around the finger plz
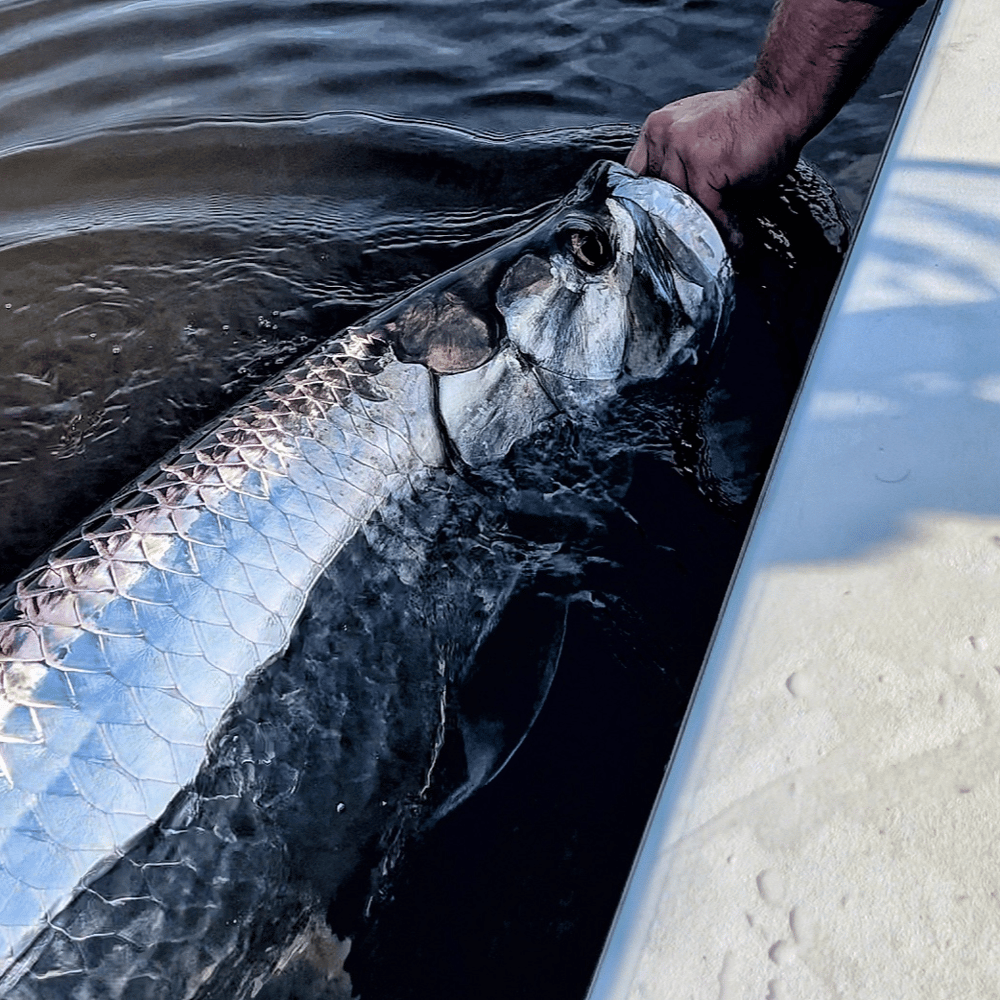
[662,148,691,196]
[679,177,741,252]
[710,204,743,253]
[626,137,741,251]
[624,137,648,175]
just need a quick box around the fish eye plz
[558,224,613,273]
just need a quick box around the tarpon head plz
[495,160,732,398]
[370,159,733,468]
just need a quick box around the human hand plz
[625,84,805,250]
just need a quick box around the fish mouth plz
[431,161,734,469]
[501,160,732,387]
[602,161,733,366]
[604,162,729,297]
[566,159,728,281]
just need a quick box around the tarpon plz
[0,160,731,997]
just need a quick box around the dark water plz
[0,0,933,996]
[0,0,933,586]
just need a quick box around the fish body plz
[0,161,731,995]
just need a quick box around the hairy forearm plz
[625,0,919,245]
[748,0,915,149]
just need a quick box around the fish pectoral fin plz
[457,716,508,790]
[433,591,568,820]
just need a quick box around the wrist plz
[735,75,811,165]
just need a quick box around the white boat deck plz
[587,0,1000,994]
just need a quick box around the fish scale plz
[0,332,445,968]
